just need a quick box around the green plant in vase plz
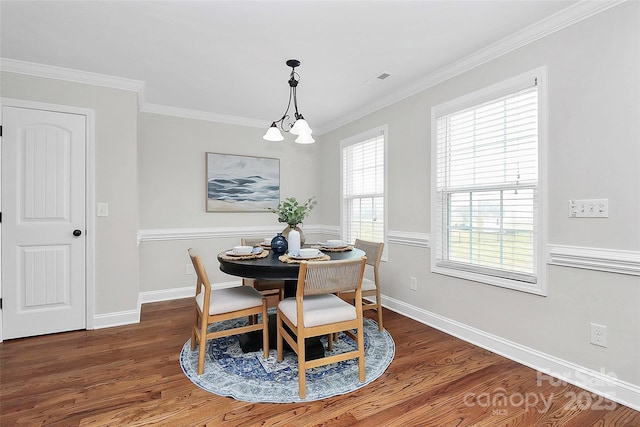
[267,196,317,244]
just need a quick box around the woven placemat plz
[219,249,270,261]
[310,245,354,252]
[278,254,331,264]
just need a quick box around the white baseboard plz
[137,281,240,308]
[93,280,242,330]
[138,286,194,306]
[92,309,140,329]
[381,295,640,412]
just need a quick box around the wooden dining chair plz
[339,239,385,331]
[276,257,367,398]
[241,237,285,304]
[188,248,268,375]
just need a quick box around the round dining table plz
[217,246,366,284]
[217,245,366,356]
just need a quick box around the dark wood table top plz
[217,247,366,281]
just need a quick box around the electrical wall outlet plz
[410,277,417,291]
[590,323,607,347]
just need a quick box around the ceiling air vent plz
[365,72,392,86]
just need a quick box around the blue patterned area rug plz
[180,316,395,403]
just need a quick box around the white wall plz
[319,1,640,393]
[0,72,140,317]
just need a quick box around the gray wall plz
[137,112,323,290]
[318,2,640,386]
[1,72,140,316]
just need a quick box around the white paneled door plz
[1,106,86,339]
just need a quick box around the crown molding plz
[0,57,145,93]
[139,103,266,128]
[0,58,267,129]
[319,0,628,134]
[0,58,147,110]
[0,1,627,134]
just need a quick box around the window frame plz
[340,125,388,260]
[430,68,547,295]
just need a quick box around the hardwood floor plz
[1,298,638,426]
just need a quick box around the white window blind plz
[433,73,543,290]
[341,127,386,246]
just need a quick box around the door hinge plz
[0,298,3,310]
[0,125,3,137]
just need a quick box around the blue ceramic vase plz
[270,233,288,254]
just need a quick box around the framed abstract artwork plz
[206,153,280,212]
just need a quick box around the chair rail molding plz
[137,224,337,245]
[387,230,430,248]
[138,227,640,276]
[548,244,640,276]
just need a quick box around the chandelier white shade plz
[295,132,315,144]
[263,122,285,141]
[290,117,312,135]
[263,59,314,144]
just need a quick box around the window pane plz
[342,131,385,245]
[434,80,539,285]
[446,189,535,275]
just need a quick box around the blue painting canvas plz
[206,153,280,212]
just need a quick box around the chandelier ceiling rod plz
[273,60,298,129]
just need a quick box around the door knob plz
[73,229,82,237]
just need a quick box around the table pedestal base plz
[238,314,324,361]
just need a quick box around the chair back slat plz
[188,248,211,295]
[187,247,269,375]
[354,239,384,267]
[241,237,264,247]
[298,258,366,296]
[239,238,285,304]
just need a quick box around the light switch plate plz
[97,203,109,217]
[569,199,608,218]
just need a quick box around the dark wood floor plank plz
[1,298,638,426]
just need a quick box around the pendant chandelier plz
[263,59,314,144]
